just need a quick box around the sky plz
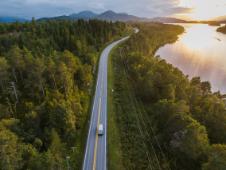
[0,0,226,20]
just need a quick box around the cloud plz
[0,0,193,19]
[166,7,193,15]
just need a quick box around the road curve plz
[82,36,129,170]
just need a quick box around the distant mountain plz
[96,10,147,22]
[150,17,188,23]
[0,16,27,23]
[38,11,97,21]
[38,10,148,22]
[69,11,97,19]
[37,10,189,23]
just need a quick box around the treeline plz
[217,24,226,34]
[111,23,226,170]
[0,19,127,169]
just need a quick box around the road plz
[82,36,129,170]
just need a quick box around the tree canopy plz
[0,19,128,169]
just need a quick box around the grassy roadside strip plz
[107,46,125,170]
[107,26,135,170]
[108,46,149,169]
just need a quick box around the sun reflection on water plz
[180,24,216,50]
[157,24,226,93]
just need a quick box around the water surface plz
[156,24,226,94]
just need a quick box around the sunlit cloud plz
[177,0,226,20]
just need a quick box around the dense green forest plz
[0,19,127,169]
[109,23,226,170]
[217,24,226,34]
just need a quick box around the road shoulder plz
[107,46,125,170]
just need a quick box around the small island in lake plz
[208,21,221,26]
[217,25,226,34]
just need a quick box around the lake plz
[156,24,226,94]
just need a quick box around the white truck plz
[98,124,104,136]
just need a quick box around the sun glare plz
[178,0,226,20]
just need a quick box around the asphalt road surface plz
[82,36,129,170]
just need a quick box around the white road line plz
[83,71,100,170]
[92,97,102,170]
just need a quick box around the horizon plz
[0,0,226,20]
[1,9,226,22]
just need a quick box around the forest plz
[0,19,128,169]
[109,22,226,170]
[217,24,226,34]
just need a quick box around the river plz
[156,23,226,94]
